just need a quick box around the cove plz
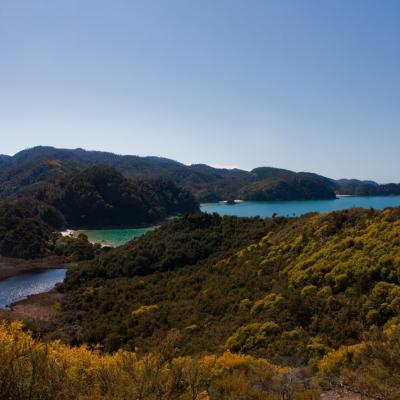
[79,226,156,247]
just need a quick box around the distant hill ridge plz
[1,146,399,201]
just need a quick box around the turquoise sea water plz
[200,196,400,218]
[80,227,156,247]
[79,196,400,247]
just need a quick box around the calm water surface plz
[201,196,400,218]
[0,269,67,309]
[80,196,400,247]
[80,227,156,247]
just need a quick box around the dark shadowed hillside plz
[1,147,339,201]
[0,200,54,259]
[30,165,199,229]
[336,178,400,196]
[0,199,102,260]
[0,159,79,199]
[0,154,11,163]
[3,146,399,202]
[239,169,335,201]
[0,165,199,258]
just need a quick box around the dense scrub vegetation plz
[0,321,320,400]
[0,165,199,258]
[6,320,400,400]
[53,208,400,381]
[52,233,106,262]
[0,200,54,259]
[3,204,400,397]
[0,159,79,199]
[0,199,103,260]
[318,322,400,399]
[65,213,267,286]
[32,165,199,228]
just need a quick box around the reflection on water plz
[0,268,67,308]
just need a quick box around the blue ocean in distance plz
[81,196,400,247]
[200,196,400,218]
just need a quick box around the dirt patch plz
[0,291,64,322]
[0,255,71,281]
[321,390,365,400]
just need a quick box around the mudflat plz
[0,290,63,322]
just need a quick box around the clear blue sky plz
[1,0,399,182]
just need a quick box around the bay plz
[79,227,156,247]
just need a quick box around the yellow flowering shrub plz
[0,321,316,400]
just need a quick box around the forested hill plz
[4,145,398,202]
[3,146,400,201]
[336,178,400,196]
[29,165,199,229]
[0,166,199,258]
[0,154,11,163]
[55,207,400,398]
[0,146,336,201]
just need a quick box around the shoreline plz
[62,225,158,248]
[0,290,63,322]
[0,255,71,281]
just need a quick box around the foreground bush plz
[318,323,400,399]
[0,321,318,400]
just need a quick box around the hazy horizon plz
[1,0,399,182]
